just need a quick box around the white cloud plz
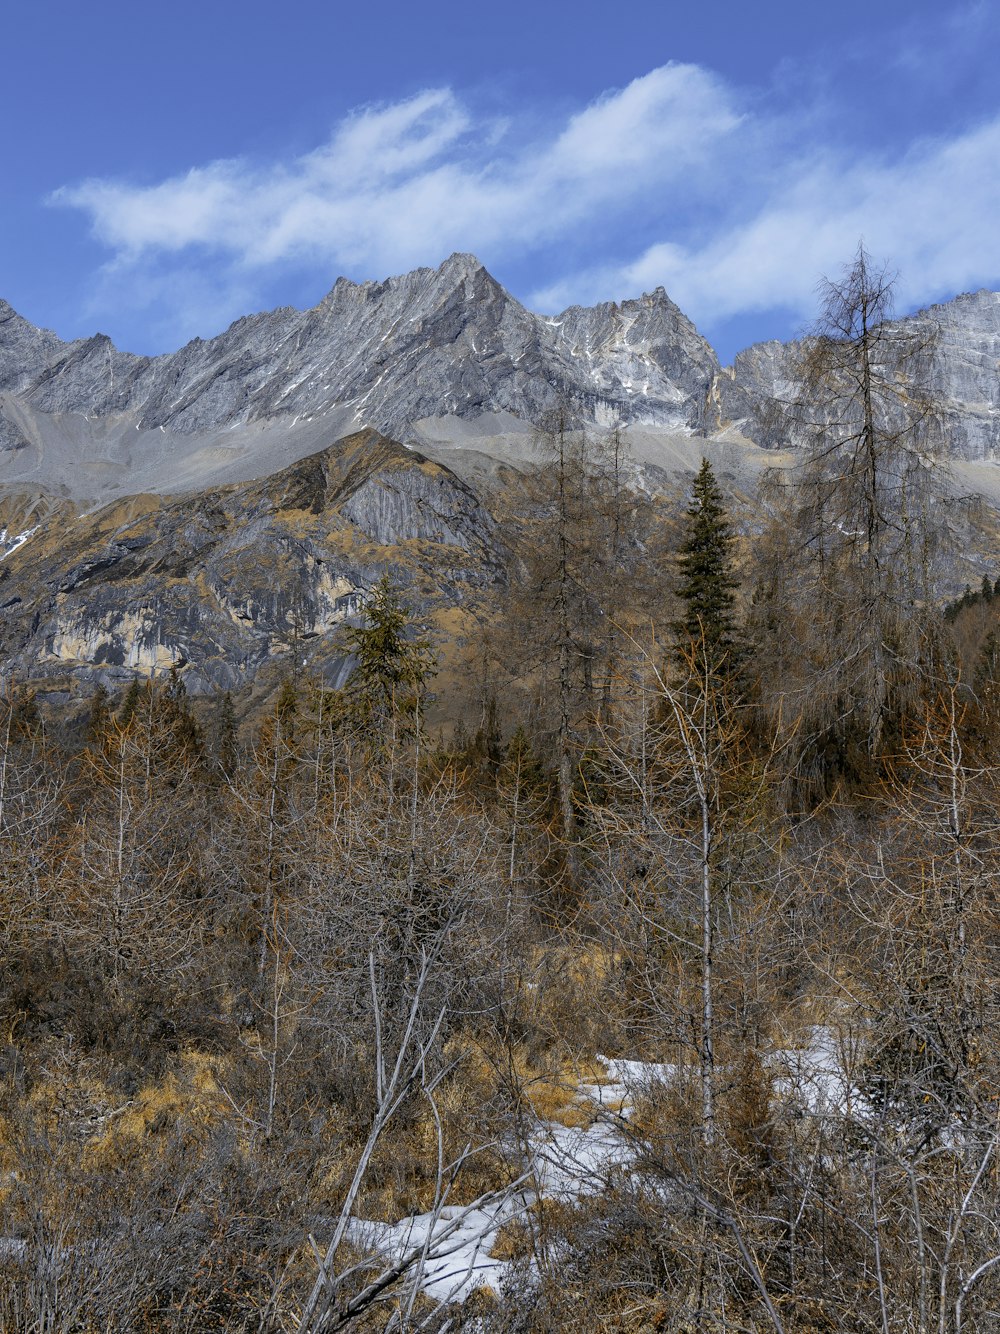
[53,66,742,285]
[529,119,1000,326]
[545,63,741,182]
[54,88,474,263]
[52,61,1000,346]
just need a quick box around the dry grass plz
[524,1072,594,1128]
[104,1052,227,1149]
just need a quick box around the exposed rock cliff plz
[715,290,1000,460]
[0,430,502,695]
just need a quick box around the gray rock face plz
[3,259,1000,699]
[0,430,503,695]
[716,290,1000,460]
[0,255,719,494]
[901,291,1000,459]
[540,286,719,428]
[5,262,1000,487]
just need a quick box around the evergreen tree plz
[118,678,142,727]
[85,683,110,745]
[341,575,436,739]
[163,664,202,758]
[211,690,239,776]
[673,458,739,677]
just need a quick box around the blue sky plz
[3,1,999,363]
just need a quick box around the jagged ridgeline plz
[0,253,999,698]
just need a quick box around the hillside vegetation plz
[3,253,1000,1332]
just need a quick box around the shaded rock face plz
[0,430,502,695]
[0,255,719,467]
[715,290,1000,460]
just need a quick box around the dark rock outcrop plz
[0,430,502,694]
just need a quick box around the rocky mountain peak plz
[1,258,999,512]
[0,255,723,479]
[319,252,493,310]
[436,250,489,283]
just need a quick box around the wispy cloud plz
[531,119,1000,324]
[52,58,1000,347]
[55,66,740,277]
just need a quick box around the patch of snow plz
[348,1056,691,1315]
[772,1025,866,1119]
[348,1200,518,1304]
[527,1118,635,1202]
[587,1055,679,1114]
[0,526,39,561]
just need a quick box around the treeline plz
[2,250,1000,1331]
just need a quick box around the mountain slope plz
[2,259,1000,702]
[0,254,718,508]
[716,289,1000,459]
[0,429,501,696]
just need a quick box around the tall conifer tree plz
[342,575,436,741]
[674,458,739,677]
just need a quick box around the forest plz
[2,254,1000,1333]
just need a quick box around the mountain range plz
[0,253,998,700]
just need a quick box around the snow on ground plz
[347,1036,864,1310]
[346,1057,666,1304]
[772,1025,866,1119]
[345,1081,644,1304]
[348,1198,522,1306]
[0,526,38,560]
[582,1054,679,1114]
[527,1115,635,1203]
